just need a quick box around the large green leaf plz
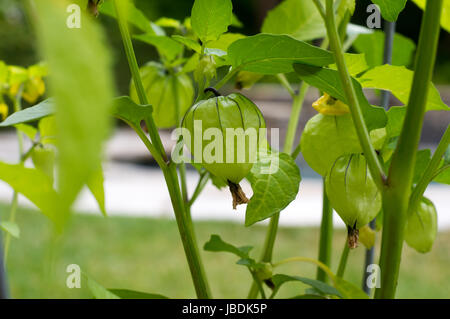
[99,0,162,35]
[412,0,450,33]
[0,162,62,228]
[371,0,407,22]
[245,152,301,226]
[293,64,387,131]
[191,0,233,42]
[329,53,369,76]
[134,34,183,62]
[261,0,326,41]
[0,99,54,127]
[272,274,341,297]
[228,34,334,75]
[203,234,253,260]
[34,0,115,216]
[108,289,169,299]
[171,35,202,53]
[358,65,449,111]
[353,31,416,68]
[112,96,153,128]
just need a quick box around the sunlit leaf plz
[245,152,301,226]
[358,65,448,111]
[191,0,233,42]
[371,0,407,22]
[228,34,334,74]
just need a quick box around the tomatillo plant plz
[0,0,448,300]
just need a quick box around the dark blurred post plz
[362,20,395,296]
[0,228,10,299]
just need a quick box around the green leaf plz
[0,98,54,127]
[112,96,152,128]
[134,34,183,62]
[358,65,448,111]
[293,64,387,131]
[386,106,406,138]
[245,152,301,226]
[228,34,334,75]
[171,35,201,53]
[87,165,107,217]
[434,146,450,184]
[0,221,20,239]
[289,294,327,299]
[108,289,169,299]
[334,277,369,299]
[14,124,38,141]
[261,0,326,41]
[353,31,416,68]
[203,234,253,260]
[99,0,159,34]
[206,33,246,51]
[272,274,341,297]
[413,149,432,184]
[191,0,233,42]
[329,53,369,76]
[155,17,181,29]
[0,162,62,228]
[39,116,57,145]
[412,0,450,33]
[31,146,55,182]
[371,0,407,22]
[34,0,115,217]
[87,276,120,299]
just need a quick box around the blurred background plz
[0,0,449,298]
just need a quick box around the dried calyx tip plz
[347,225,359,249]
[228,181,249,209]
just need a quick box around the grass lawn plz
[1,203,449,299]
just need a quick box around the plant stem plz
[316,178,333,282]
[283,83,309,153]
[321,0,386,190]
[363,20,395,296]
[247,79,309,298]
[214,66,241,91]
[375,0,443,299]
[336,240,350,278]
[409,124,450,214]
[188,171,209,208]
[276,74,296,98]
[113,0,211,298]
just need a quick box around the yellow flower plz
[312,93,350,116]
[0,102,8,121]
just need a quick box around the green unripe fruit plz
[300,113,361,176]
[325,153,381,248]
[181,90,265,208]
[405,197,437,253]
[300,113,386,176]
[130,62,194,128]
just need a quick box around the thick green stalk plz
[336,241,350,278]
[375,0,443,299]
[113,0,211,298]
[321,0,385,190]
[316,178,333,282]
[409,124,450,214]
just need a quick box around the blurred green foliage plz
[1,203,449,298]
